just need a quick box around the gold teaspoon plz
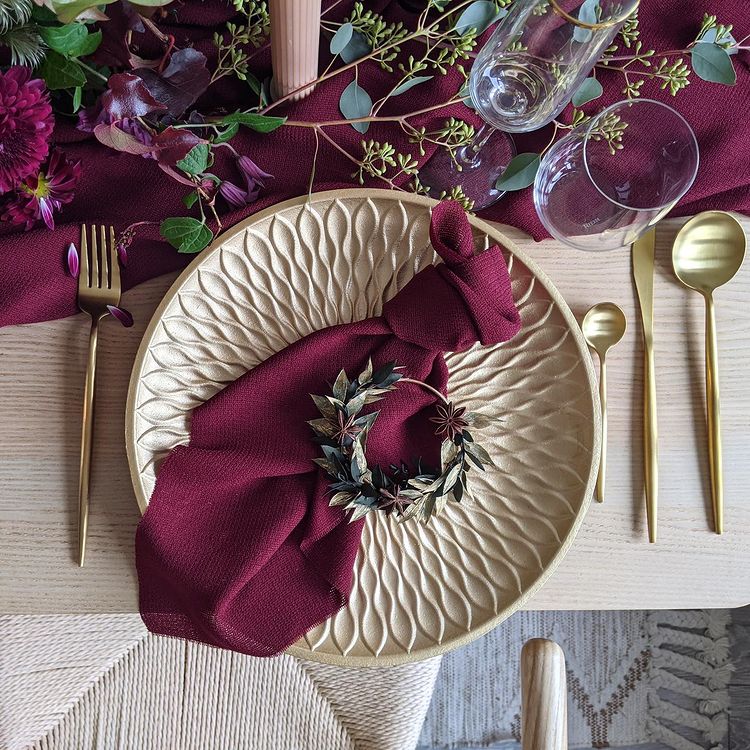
[582,303,627,503]
[672,211,746,534]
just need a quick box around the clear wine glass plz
[419,0,639,210]
[533,99,699,251]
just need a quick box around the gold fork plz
[77,225,121,567]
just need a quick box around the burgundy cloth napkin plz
[0,0,748,328]
[135,201,521,655]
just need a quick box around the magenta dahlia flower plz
[0,67,54,193]
[1,149,81,230]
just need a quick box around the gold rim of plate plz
[125,189,601,667]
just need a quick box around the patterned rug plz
[419,610,732,750]
[0,610,732,750]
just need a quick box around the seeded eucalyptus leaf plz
[160,217,213,254]
[494,152,540,192]
[453,1,505,35]
[330,22,354,55]
[392,75,433,97]
[572,0,599,43]
[339,79,373,134]
[571,77,603,107]
[340,30,370,63]
[696,27,737,54]
[691,42,736,84]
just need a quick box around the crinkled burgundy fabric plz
[0,0,748,327]
[135,201,521,655]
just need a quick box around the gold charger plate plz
[125,189,600,666]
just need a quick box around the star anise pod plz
[332,410,362,444]
[377,485,414,515]
[429,402,469,441]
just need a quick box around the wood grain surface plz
[1,215,749,615]
[521,639,568,750]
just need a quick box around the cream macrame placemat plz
[0,615,440,750]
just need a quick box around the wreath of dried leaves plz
[309,360,500,524]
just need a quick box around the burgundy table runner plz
[0,0,748,328]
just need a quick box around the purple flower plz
[1,149,82,231]
[236,155,272,191]
[107,305,134,327]
[218,180,248,208]
[0,67,54,193]
[67,242,80,278]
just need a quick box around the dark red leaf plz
[134,48,211,119]
[151,127,206,169]
[93,122,154,155]
[99,72,167,122]
[92,0,146,68]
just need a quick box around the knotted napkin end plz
[430,201,477,264]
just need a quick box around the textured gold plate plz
[125,190,600,666]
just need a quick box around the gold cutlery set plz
[585,212,746,542]
[70,214,745,563]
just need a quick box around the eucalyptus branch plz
[260,0,478,114]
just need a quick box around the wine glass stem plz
[459,121,496,165]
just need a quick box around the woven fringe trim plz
[646,610,732,750]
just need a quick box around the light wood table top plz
[2,216,749,615]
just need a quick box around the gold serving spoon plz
[582,303,627,503]
[672,211,746,534]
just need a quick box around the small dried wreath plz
[309,360,500,524]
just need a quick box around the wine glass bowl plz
[420,0,639,210]
[470,0,639,133]
[533,99,700,251]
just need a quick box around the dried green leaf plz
[311,393,337,420]
[332,370,349,401]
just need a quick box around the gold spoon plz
[672,211,746,534]
[582,303,627,503]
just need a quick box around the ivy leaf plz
[392,75,433,96]
[160,217,213,254]
[494,152,540,192]
[37,50,86,89]
[49,0,116,24]
[176,143,210,176]
[213,122,240,144]
[691,43,736,85]
[182,191,199,209]
[573,0,599,43]
[571,77,603,107]
[453,1,505,35]
[339,79,372,134]
[219,112,287,133]
[38,24,101,58]
[340,30,370,63]
[330,22,353,55]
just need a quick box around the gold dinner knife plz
[632,228,658,543]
